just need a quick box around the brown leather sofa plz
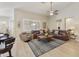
[31,30,40,39]
[53,30,69,41]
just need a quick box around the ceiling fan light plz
[50,11,53,16]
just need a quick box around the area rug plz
[28,39,65,57]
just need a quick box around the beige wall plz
[14,8,48,37]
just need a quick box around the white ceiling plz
[0,2,72,16]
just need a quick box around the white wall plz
[0,8,12,17]
[48,3,79,35]
[47,16,58,31]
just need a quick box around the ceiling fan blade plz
[54,12,58,15]
[53,10,59,15]
[54,10,59,12]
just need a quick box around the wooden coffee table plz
[46,35,53,41]
[38,35,53,42]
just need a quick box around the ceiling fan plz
[41,2,59,16]
[48,2,59,16]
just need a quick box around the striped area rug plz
[28,39,65,57]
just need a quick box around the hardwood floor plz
[41,40,79,57]
[14,37,79,57]
[12,36,35,57]
[2,37,79,57]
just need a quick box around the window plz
[22,19,41,33]
[0,21,8,33]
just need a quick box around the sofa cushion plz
[20,32,31,42]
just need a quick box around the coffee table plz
[38,35,53,42]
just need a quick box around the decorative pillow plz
[54,31,58,34]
